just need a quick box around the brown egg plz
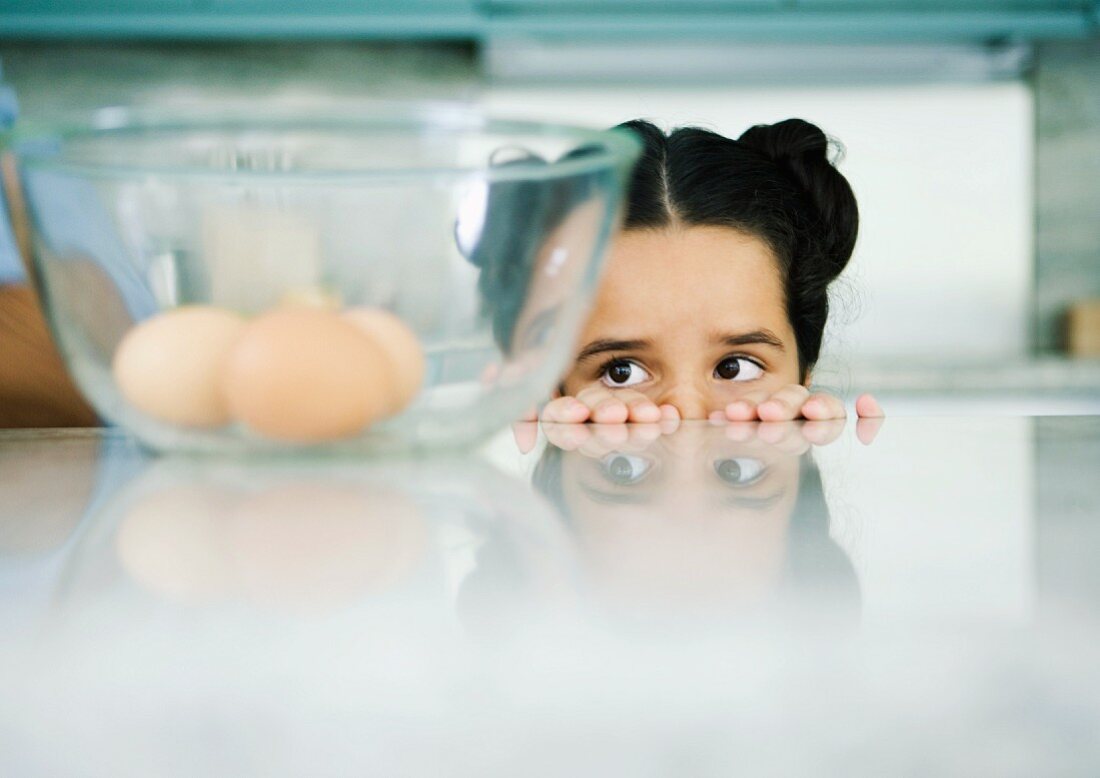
[112,306,245,428]
[342,307,425,415]
[223,308,393,442]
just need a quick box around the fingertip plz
[543,397,586,424]
[659,404,681,421]
[800,399,825,419]
[631,402,662,424]
[856,416,885,446]
[856,393,884,418]
[756,401,787,422]
[803,397,846,421]
[724,400,756,421]
[593,400,629,425]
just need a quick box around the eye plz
[600,453,653,485]
[713,457,766,486]
[713,356,764,382]
[600,359,651,388]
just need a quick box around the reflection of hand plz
[513,415,882,455]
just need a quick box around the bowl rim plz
[8,102,642,184]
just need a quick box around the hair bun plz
[738,118,829,165]
[738,118,858,279]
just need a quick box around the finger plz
[800,392,847,421]
[541,396,592,424]
[581,423,632,456]
[756,385,811,422]
[541,422,593,451]
[722,421,759,443]
[756,421,811,454]
[856,393,884,418]
[627,422,664,447]
[723,390,774,421]
[511,421,539,454]
[618,390,661,424]
[659,404,680,422]
[856,416,884,446]
[801,419,845,447]
[575,386,630,425]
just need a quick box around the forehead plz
[588,226,787,333]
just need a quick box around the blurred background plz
[1,1,1099,413]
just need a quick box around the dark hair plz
[465,146,612,354]
[618,118,858,380]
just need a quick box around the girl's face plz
[560,226,803,419]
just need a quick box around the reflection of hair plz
[462,146,612,354]
[531,445,860,615]
[618,119,858,380]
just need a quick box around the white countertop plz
[1,416,1098,775]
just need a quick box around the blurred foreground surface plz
[1,415,1098,775]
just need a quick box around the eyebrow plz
[575,338,652,362]
[714,329,786,351]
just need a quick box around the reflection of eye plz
[600,359,650,388]
[600,453,653,485]
[714,356,764,382]
[713,457,766,486]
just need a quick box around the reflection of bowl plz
[57,453,578,619]
[12,105,639,453]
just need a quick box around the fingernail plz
[725,401,752,419]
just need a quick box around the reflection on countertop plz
[812,357,1100,416]
[1,416,1099,774]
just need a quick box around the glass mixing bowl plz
[8,105,640,454]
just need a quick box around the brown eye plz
[600,359,650,388]
[609,363,633,383]
[714,357,763,382]
[715,358,741,380]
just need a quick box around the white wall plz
[484,83,1034,362]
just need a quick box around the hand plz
[539,386,680,425]
[512,414,883,455]
[711,386,884,423]
[535,385,883,426]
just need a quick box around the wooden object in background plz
[0,284,98,428]
[1067,299,1100,358]
[1,153,98,428]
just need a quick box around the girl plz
[535,118,882,425]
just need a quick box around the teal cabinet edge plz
[0,4,1095,40]
[0,12,483,39]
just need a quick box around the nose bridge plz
[657,373,710,420]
